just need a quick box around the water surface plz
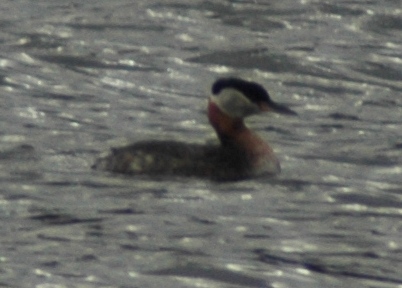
[0,1,401,287]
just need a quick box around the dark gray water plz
[1,1,402,287]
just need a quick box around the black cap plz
[212,78,297,115]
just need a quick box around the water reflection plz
[0,0,401,287]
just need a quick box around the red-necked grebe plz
[93,77,296,181]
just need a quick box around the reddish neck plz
[208,100,244,145]
[207,100,273,155]
[207,99,281,174]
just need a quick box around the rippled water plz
[1,1,402,287]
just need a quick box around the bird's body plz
[93,78,296,181]
[94,141,258,181]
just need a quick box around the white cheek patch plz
[211,88,259,118]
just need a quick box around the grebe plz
[93,78,296,181]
